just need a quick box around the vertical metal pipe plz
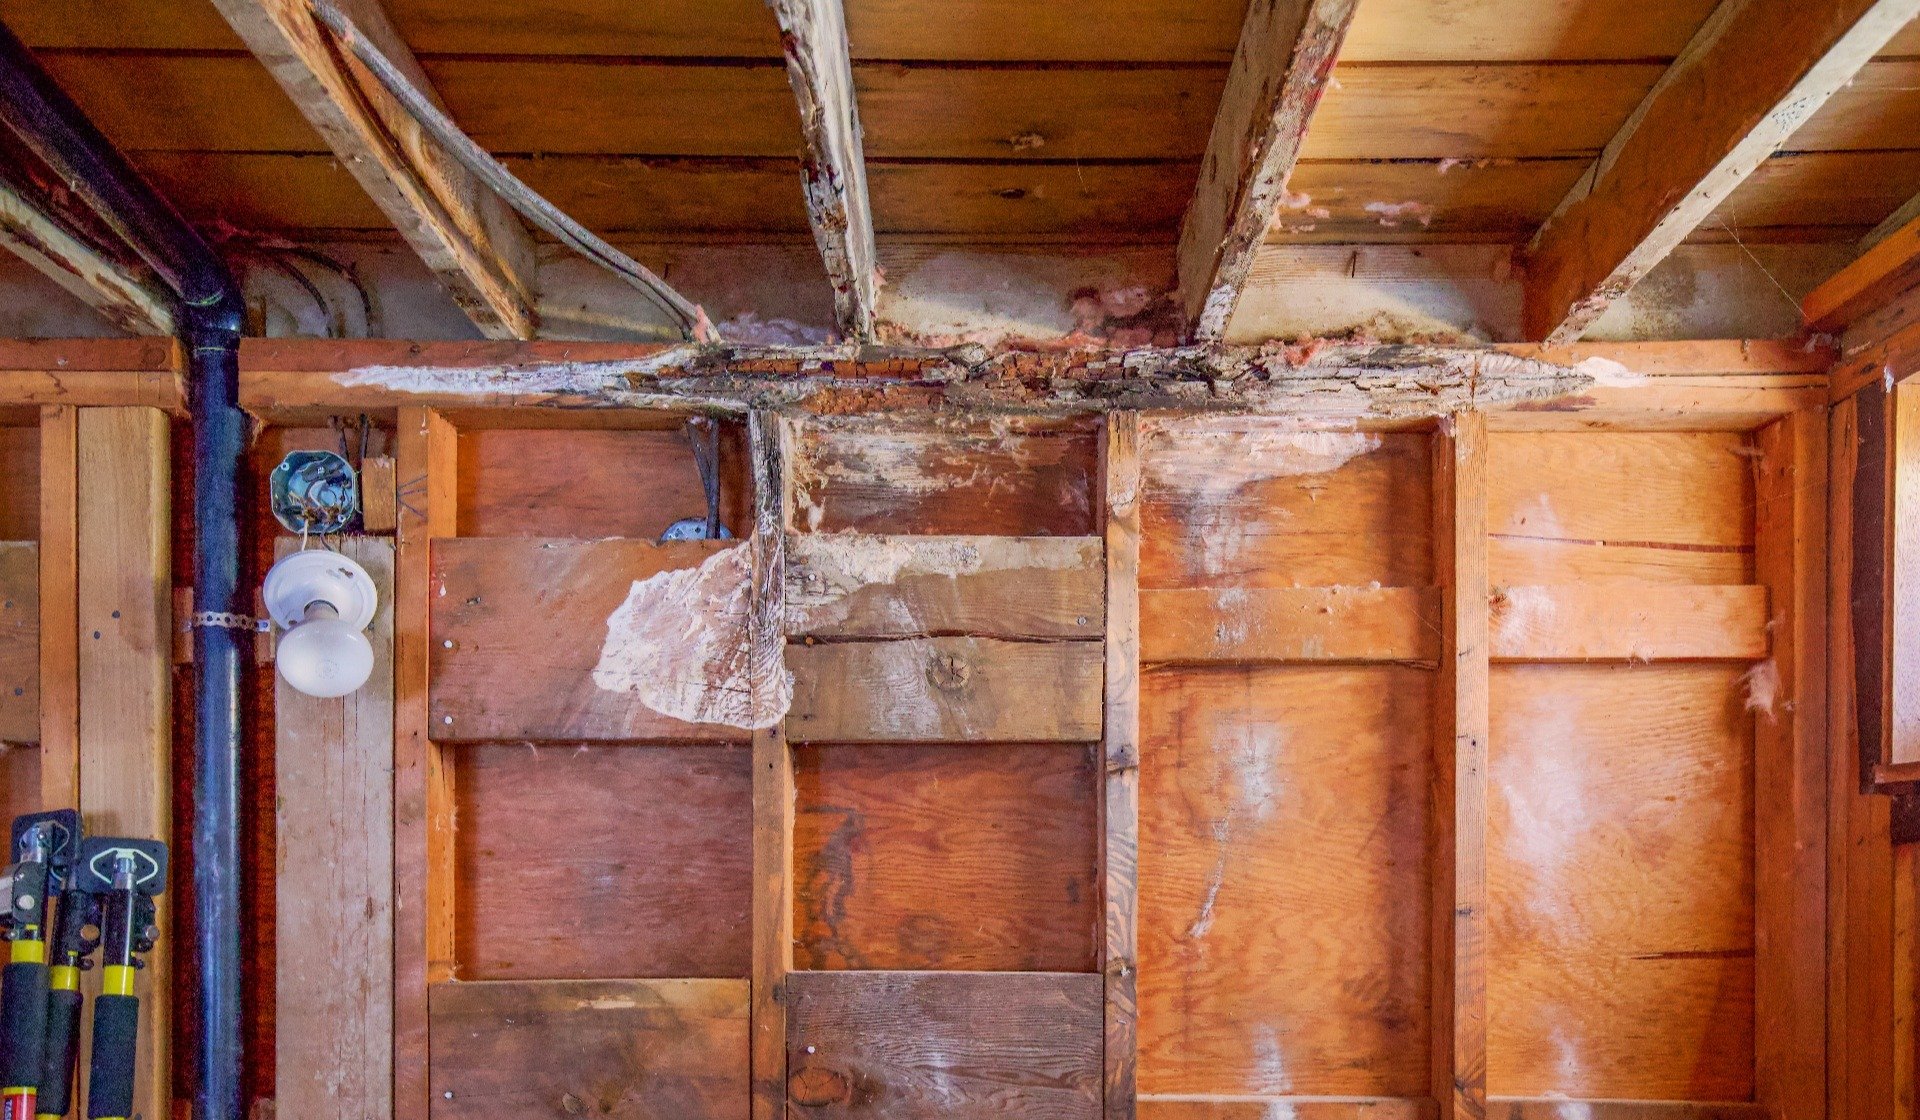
[0,21,247,1120]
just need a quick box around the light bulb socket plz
[263,550,378,632]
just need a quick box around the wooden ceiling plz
[3,0,1920,338]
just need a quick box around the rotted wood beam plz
[1175,0,1361,342]
[766,0,881,342]
[211,0,541,340]
[0,178,173,336]
[1524,0,1920,344]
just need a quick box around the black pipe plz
[0,22,246,1120]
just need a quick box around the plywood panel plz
[0,543,35,743]
[429,537,751,742]
[430,978,749,1119]
[785,637,1103,742]
[793,421,1097,536]
[1340,0,1722,61]
[1140,426,1432,589]
[792,743,1098,971]
[785,970,1102,1118]
[786,535,1104,639]
[1487,664,1755,1101]
[0,427,37,539]
[1487,431,1755,585]
[1279,159,1589,240]
[453,743,752,980]
[457,427,750,540]
[1138,664,1433,1097]
[1303,64,1663,161]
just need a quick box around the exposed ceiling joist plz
[0,179,173,336]
[1174,0,1361,343]
[1523,0,1920,345]
[1803,206,1920,332]
[210,0,541,340]
[767,0,880,342]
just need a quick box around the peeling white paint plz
[333,347,703,397]
[1145,429,1383,500]
[592,545,791,729]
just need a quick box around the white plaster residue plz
[1262,1103,1299,1120]
[1252,1024,1292,1094]
[335,347,703,397]
[1211,587,1252,649]
[1492,584,1557,654]
[787,535,1097,633]
[592,545,791,730]
[1575,355,1647,386]
[1145,429,1383,502]
[1187,818,1232,942]
[1364,200,1435,228]
[1236,720,1286,824]
[1744,658,1781,720]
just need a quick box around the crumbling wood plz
[210,0,541,339]
[765,0,879,340]
[274,536,393,1120]
[1523,0,1919,343]
[0,179,173,336]
[1487,584,1770,662]
[1104,412,1142,1120]
[785,636,1103,742]
[1141,586,1439,664]
[1175,0,1362,339]
[785,535,1104,639]
[0,543,37,743]
[792,742,1099,971]
[430,978,750,1120]
[784,970,1102,1119]
[749,408,794,1120]
[429,536,754,742]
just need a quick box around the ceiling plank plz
[1522,0,1920,344]
[767,0,879,341]
[0,179,174,335]
[1803,203,1920,332]
[209,0,540,339]
[1174,0,1362,342]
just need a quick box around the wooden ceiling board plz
[1277,159,1590,240]
[868,161,1198,236]
[1881,16,1920,54]
[1340,0,1723,61]
[854,65,1225,161]
[1711,150,1920,232]
[383,0,783,57]
[1784,59,1920,151]
[1302,63,1664,161]
[0,0,244,50]
[134,152,390,231]
[843,0,1244,62]
[39,52,320,153]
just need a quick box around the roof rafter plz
[1802,195,1920,332]
[1174,0,1361,343]
[210,0,541,340]
[1524,0,1920,344]
[767,0,880,342]
[0,178,173,336]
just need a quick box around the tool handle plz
[82,995,135,1120]
[35,986,79,1118]
[0,961,47,1094]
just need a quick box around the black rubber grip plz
[37,987,81,1117]
[0,961,47,1090]
[84,995,136,1120]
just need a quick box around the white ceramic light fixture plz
[262,550,378,698]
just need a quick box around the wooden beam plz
[1103,412,1141,1120]
[786,535,1103,640]
[1523,0,1920,343]
[1175,0,1361,340]
[1141,586,1440,664]
[0,180,173,336]
[766,0,879,341]
[748,410,793,1120]
[1804,203,1920,332]
[0,543,34,745]
[1488,584,1771,662]
[210,0,540,339]
[37,406,76,804]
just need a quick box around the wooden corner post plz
[750,409,794,1120]
[1103,411,1142,1118]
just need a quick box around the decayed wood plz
[274,536,393,1120]
[429,537,752,742]
[1522,0,1920,343]
[784,970,1102,1119]
[74,407,170,1120]
[1104,413,1142,1120]
[453,743,752,979]
[1141,586,1439,663]
[1895,384,1920,766]
[1751,410,1829,1120]
[792,742,1098,971]
[1175,0,1361,339]
[749,409,793,1120]
[0,179,173,336]
[430,978,750,1120]
[766,0,879,340]
[1804,203,1920,332]
[785,636,1103,742]
[209,0,541,339]
[1487,584,1770,662]
[235,338,1826,425]
[785,535,1103,639]
[0,543,36,744]
[1137,1101,1436,1120]
[394,406,455,1120]
[1441,413,1489,1120]
[36,407,75,804]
